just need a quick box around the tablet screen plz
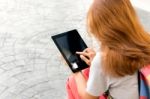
[51,29,89,73]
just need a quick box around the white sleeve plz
[86,52,107,96]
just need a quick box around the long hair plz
[87,0,150,77]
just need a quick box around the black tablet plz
[51,29,89,73]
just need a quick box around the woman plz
[66,0,150,99]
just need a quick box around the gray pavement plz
[0,0,150,99]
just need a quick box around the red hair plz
[87,0,150,77]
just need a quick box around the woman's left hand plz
[76,48,96,66]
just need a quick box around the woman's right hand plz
[76,48,96,66]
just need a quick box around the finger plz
[76,52,89,57]
[80,55,90,65]
[84,48,92,52]
[84,48,96,57]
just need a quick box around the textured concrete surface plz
[0,0,149,99]
[131,0,150,12]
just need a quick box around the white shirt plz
[86,52,139,99]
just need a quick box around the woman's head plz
[87,0,150,77]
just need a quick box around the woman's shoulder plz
[91,51,106,69]
[90,52,105,75]
[91,52,102,68]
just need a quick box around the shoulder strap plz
[137,71,140,96]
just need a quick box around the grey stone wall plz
[0,0,149,99]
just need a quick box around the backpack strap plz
[137,71,140,96]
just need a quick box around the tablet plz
[51,29,89,73]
